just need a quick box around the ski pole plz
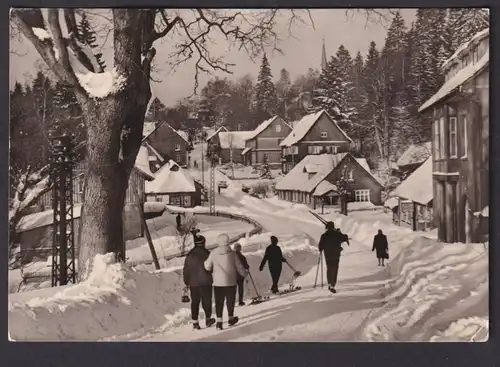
[320,255,324,288]
[248,272,261,297]
[285,261,301,276]
[313,254,321,288]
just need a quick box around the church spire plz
[321,38,327,70]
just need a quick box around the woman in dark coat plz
[372,229,389,266]
[259,236,287,294]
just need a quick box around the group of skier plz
[182,220,389,331]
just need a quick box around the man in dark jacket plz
[183,235,216,330]
[372,229,389,266]
[318,221,349,294]
[233,243,250,306]
[259,236,287,294]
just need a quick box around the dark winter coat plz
[235,252,250,282]
[260,244,286,272]
[319,229,349,260]
[183,246,213,287]
[372,234,389,259]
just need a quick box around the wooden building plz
[214,131,253,164]
[145,159,203,208]
[142,121,192,167]
[275,153,383,209]
[390,157,434,231]
[396,142,432,180]
[418,28,489,243]
[279,110,353,174]
[242,116,292,166]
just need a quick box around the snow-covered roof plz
[142,121,190,144]
[384,197,399,209]
[145,160,196,194]
[442,28,489,71]
[313,180,338,196]
[419,49,489,112]
[275,153,347,192]
[246,116,291,141]
[391,157,433,205]
[206,126,228,141]
[219,131,253,149]
[143,141,165,164]
[354,158,383,185]
[134,146,155,180]
[177,130,189,142]
[397,142,432,167]
[18,205,83,232]
[280,110,352,147]
[241,146,252,155]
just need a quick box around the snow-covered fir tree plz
[254,54,278,122]
[447,8,489,53]
[350,51,367,154]
[335,45,355,135]
[260,154,272,179]
[275,68,292,119]
[77,12,106,70]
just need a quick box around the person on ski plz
[318,221,349,294]
[183,235,216,330]
[259,236,287,294]
[233,243,250,306]
[204,233,248,330]
[372,229,389,266]
[176,213,182,232]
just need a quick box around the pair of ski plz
[248,263,302,305]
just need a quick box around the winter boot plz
[239,301,245,306]
[328,285,337,294]
[206,318,216,328]
[228,316,239,327]
[193,322,201,330]
[216,322,223,330]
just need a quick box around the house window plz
[175,144,181,151]
[183,195,191,207]
[439,116,446,159]
[433,119,440,160]
[321,131,328,138]
[348,169,354,180]
[354,189,370,203]
[176,153,181,163]
[291,146,298,154]
[449,117,458,158]
[462,115,468,158]
[472,46,479,63]
[276,124,282,133]
[332,146,338,154]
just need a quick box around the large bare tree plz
[11,8,312,279]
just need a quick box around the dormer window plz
[321,131,328,138]
[175,144,181,151]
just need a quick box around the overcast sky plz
[10,9,415,107]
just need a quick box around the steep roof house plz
[279,110,353,174]
[418,27,489,243]
[396,142,432,179]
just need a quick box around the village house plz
[275,153,383,209]
[396,142,432,180]
[204,126,228,158]
[242,116,292,167]
[20,147,154,264]
[418,28,489,243]
[145,159,203,208]
[388,157,434,232]
[279,110,353,174]
[212,131,253,164]
[142,121,192,168]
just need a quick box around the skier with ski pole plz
[259,236,287,294]
[318,221,349,294]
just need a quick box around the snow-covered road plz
[141,183,387,341]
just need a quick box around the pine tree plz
[335,45,355,135]
[350,51,367,153]
[77,12,106,70]
[254,54,278,122]
[260,154,272,179]
[275,68,292,119]
[447,8,489,52]
[146,97,169,122]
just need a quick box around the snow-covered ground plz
[8,173,488,342]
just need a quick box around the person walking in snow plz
[233,243,250,306]
[204,233,248,330]
[372,229,389,267]
[183,235,216,330]
[318,221,349,294]
[259,236,287,294]
[176,213,182,232]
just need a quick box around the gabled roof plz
[396,142,432,167]
[219,131,253,149]
[246,116,291,141]
[354,158,383,185]
[145,160,196,194]
[313,180,337,197]
[134,146,155,180]
[280,110,352,147]
[142,121,190,144]
[143,141,165,163]
[391,157,433,205]
[419,47,489,112]
[206,126,228,141]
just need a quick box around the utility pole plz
[51,135,76,287]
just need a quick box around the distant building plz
[275,153,383,209]
[418,27,489,243]
[143,121,192,167]
[242,116,292,166]
[396,142,432,179]
[279,110,353,174]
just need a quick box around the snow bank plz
[32,27,50,41]
[9,253,187,341]
[361,237,488,342]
